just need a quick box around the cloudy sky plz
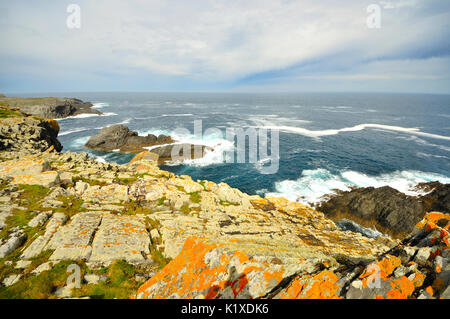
[1,0,449,93]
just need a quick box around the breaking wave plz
[265,168,450,205]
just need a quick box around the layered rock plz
[85,124,173,153]
[136,212,450,299]
[317,183,450,238]
[0,96,101,118]
[0,111,62,152]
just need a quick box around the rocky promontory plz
[317,183,450,238]
[0,104,448,299]
[85,124,212,162]
[0,95,101,119]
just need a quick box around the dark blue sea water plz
[18,92,450,205]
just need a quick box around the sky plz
[0,0,449,94]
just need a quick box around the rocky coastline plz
[0,95,101,119]
[0,102,448,299]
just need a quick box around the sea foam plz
[265,168,450,205]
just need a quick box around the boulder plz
[150,143,212,162]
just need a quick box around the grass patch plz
[189,191,201,204]
[72,260,138,299]
[219,199,238,207]
[72,176,107,187]
[157,196,167,206]
[54,195,86,217]
[0,108,21,119]
[121,200,153,215]
[0,260,86,299]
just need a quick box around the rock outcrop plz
[85,125,211,162]
[85,124,173,153]
[0,108,62,152]
[317,183,450,238]
[135,212,450,299]
[0,95,101,119]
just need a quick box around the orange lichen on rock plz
[386,276,415,299]
[136,237,297,299]
[298,271,341,299]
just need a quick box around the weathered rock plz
[2,274,22,287]
[150,144,212,162]
[0,230,27,258]
[317,186,430,237]
[136,237,323,299]
[28,211,52,228]
[15,260,32,269]
[88,214,151,266]
[84,274,107,285]
[85,125,174,152]
[21,213,69,259]
[47,212,103,261]
[0,115,62,152]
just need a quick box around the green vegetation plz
[189,191,201,203]
[121,200,153,215]
[0,107,21,119]
[219,199,238,206]
[54,195,86,217]
[198,180,207,191]
[157,196,167,206]
[0,260,86,299]
[71,176,107,187]
[71,260,138,299]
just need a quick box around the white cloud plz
[0,0,449,91]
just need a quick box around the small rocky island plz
[85,124,212,162]
[0,95,101,119]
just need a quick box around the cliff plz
[0,105,448,299]
[0,95,101,119]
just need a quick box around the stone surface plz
[136,212,450,299]
[21,213,68,259]
[0,230,27,258]
[2,274,22,287]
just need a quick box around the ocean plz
[18,92,450,206]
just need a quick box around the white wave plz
[260,123,450,141]
[417,152,450,160]
[69,136,90,148]
[265,168,450,205]
[335,219,383,239]
[138,128,234,166]
[92,102,110,109]
[395,135,450,152]
[58,128,89,136]
[56,112,117,121]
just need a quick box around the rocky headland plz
[317,183,450,239]
[0,95,101,119]
[0,103,448,299]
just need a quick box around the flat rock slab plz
[89,214,151,266]
[47,212,103,261]
[21,213,68,259]
[25,211,153,266]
